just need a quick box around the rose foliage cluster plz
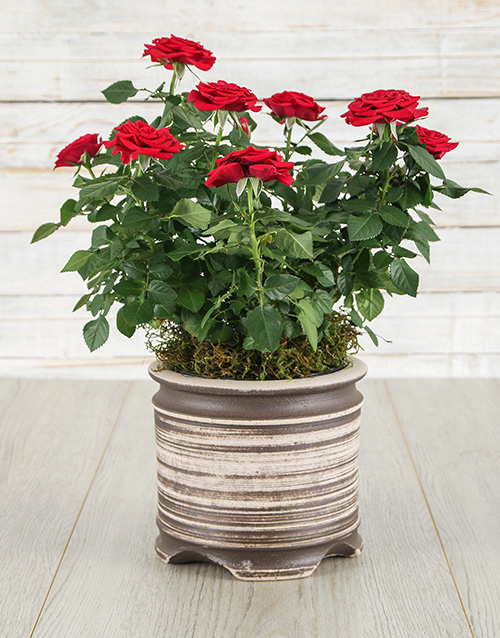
[34,35,484,356]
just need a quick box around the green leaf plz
[79,179,119,203]
[378,205,409,228]
[264,274,301,300]
[312,289,333,316]
[355,270,383,289]
[90,204,119,222]
[121,206,157,232]
[319,177,345,203]
[31,222,60,243]
[441,179,490,199]
[147,280,177,309]
[304,161,344,186]
[275,229,314,259]
[228,128,250,147]
[364,325,379,346]
[337,271,353,297]
[399,181,423,209]
[123,260,147,278]
[169,199,211,229]
[371,142,398,171]
[131,176,159,202]
[116,307,136,338]
[408,145,445,180]
[149,263,174,281]
[356,289,384,321]
[60,199,78,226]
[83,315,110,351]
[308,132,344,156]
[122,298,154,325]
[390,259,419,297]
[172,105,203,130]
[297,299,319,351]
[347,214,383,241]
[91,225,114,249]
[372,251,393,271]
[178,287,205,312]
[342,199,376,213]
[246,305,282,352]
[414,239,431,263]
[410,221,440,242]
[102,80,138,104]
[350,308,363,328]
[302,263,336,286]
[237,269,258,297]
[61,250,92,272]
[73,293,91,312]
[114,280,143,297]
[167,241,205,261]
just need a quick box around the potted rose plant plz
[32,35,483,580]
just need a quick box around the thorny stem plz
[246,185,265,306]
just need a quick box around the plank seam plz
[383,380,477,638]
[28,380,133,638]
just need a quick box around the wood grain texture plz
[2,2,500,100]
[1,0,497,375]
[386,378,500,638]
[28,379,473,637]
[4,0,500,33]
[0,378,129,637]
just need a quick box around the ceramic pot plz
[149,356,367,581]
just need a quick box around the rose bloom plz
[236,116,250,135]
[103,119,184,164]
[54,133,102,168]
[143,35,215,71]
[189,80,261,113]
[415,125,459,159]
[205,146,294,188]
[341,89,429,126]
[264,91,326,122]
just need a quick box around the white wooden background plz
[1,0,499,377]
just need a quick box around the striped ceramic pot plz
[149,356,367,581]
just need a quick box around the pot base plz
[155,530,363,581]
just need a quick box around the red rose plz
[415,125,459,159]
[103,119,184,164]
[264,91,326,122]
[236,116,250,135]
[143,35,215,71]
[341,89,428,127]
[54,133,102,168]
[205,146,294,187]
[188,80,261,113]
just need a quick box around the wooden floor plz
[1,377,499,638]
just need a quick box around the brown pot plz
[149,356,367,581]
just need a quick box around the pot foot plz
[155,529,362,581]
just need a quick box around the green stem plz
[86,165,97,179]
[209,124,224,170]
[247,185,265,306]
[295,119,326,149]
[169,69,177,95]
[284,125,293,161]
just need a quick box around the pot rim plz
[149,355,367,395]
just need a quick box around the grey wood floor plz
[1,377,499,638]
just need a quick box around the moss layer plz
[146,312,359,380]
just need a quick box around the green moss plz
[146,311,359,380]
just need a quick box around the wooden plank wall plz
[2,0,499,377]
